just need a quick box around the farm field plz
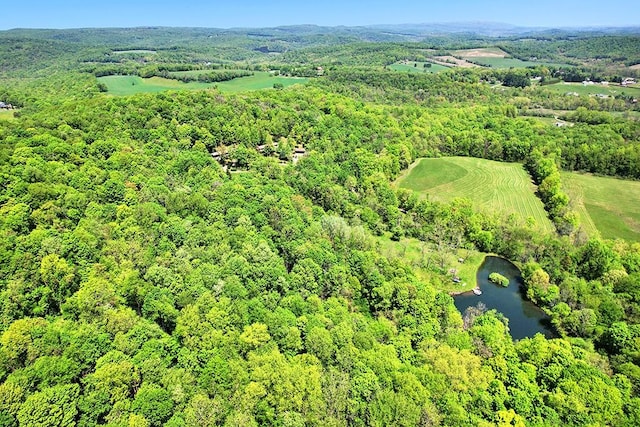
[562,172,640,241]
[432,55,477,68]
[388,61,450,73]
[453,47,508,58]
[469,57,569,68]
[216,72,307,93]
[397,157,554,233]
[98,72,307,95]
[542,81,640,97]
[452,48,570,68]
[99,75,212,95]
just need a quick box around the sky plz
[1,0,639,30]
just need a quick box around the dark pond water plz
[454,256,556,340]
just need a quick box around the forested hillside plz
[1,27,640,426]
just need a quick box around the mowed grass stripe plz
[562,171,640,241]
[397,157,554,233]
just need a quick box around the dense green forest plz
[1,26,640,426]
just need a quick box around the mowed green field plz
[389,61,450,73]
[543,82,640,97]
[562,172,640,241]
[397,157,554,232]
[98,72,307,95]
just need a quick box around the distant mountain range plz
[2,22,639,42]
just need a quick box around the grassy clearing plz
[98,72,307,95]
[543,82,640,97]
[388,61,449,73]
[377,235,487,293]
[397,157,554,233]
[0,110,17,121]
[98,76,211,95]
[562,172,640,241]
[216,73,307,93]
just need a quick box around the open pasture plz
[98,72,307,95]
[397,157,554,233]
[562,172,640,241]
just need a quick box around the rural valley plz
[1,17,640,427]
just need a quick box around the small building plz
[292,146,307,164]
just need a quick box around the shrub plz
[489,272,509,287]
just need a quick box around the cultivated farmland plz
[453,47,570,68]
[397,157,554,232]
[562,172,640,241]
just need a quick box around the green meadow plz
[98,72,307,95]
[562,172,640,241]
[397,157,554,233]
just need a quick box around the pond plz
[454,256,556,340]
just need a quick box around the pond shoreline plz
[448,286,482,297]
[453,255,556,339]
